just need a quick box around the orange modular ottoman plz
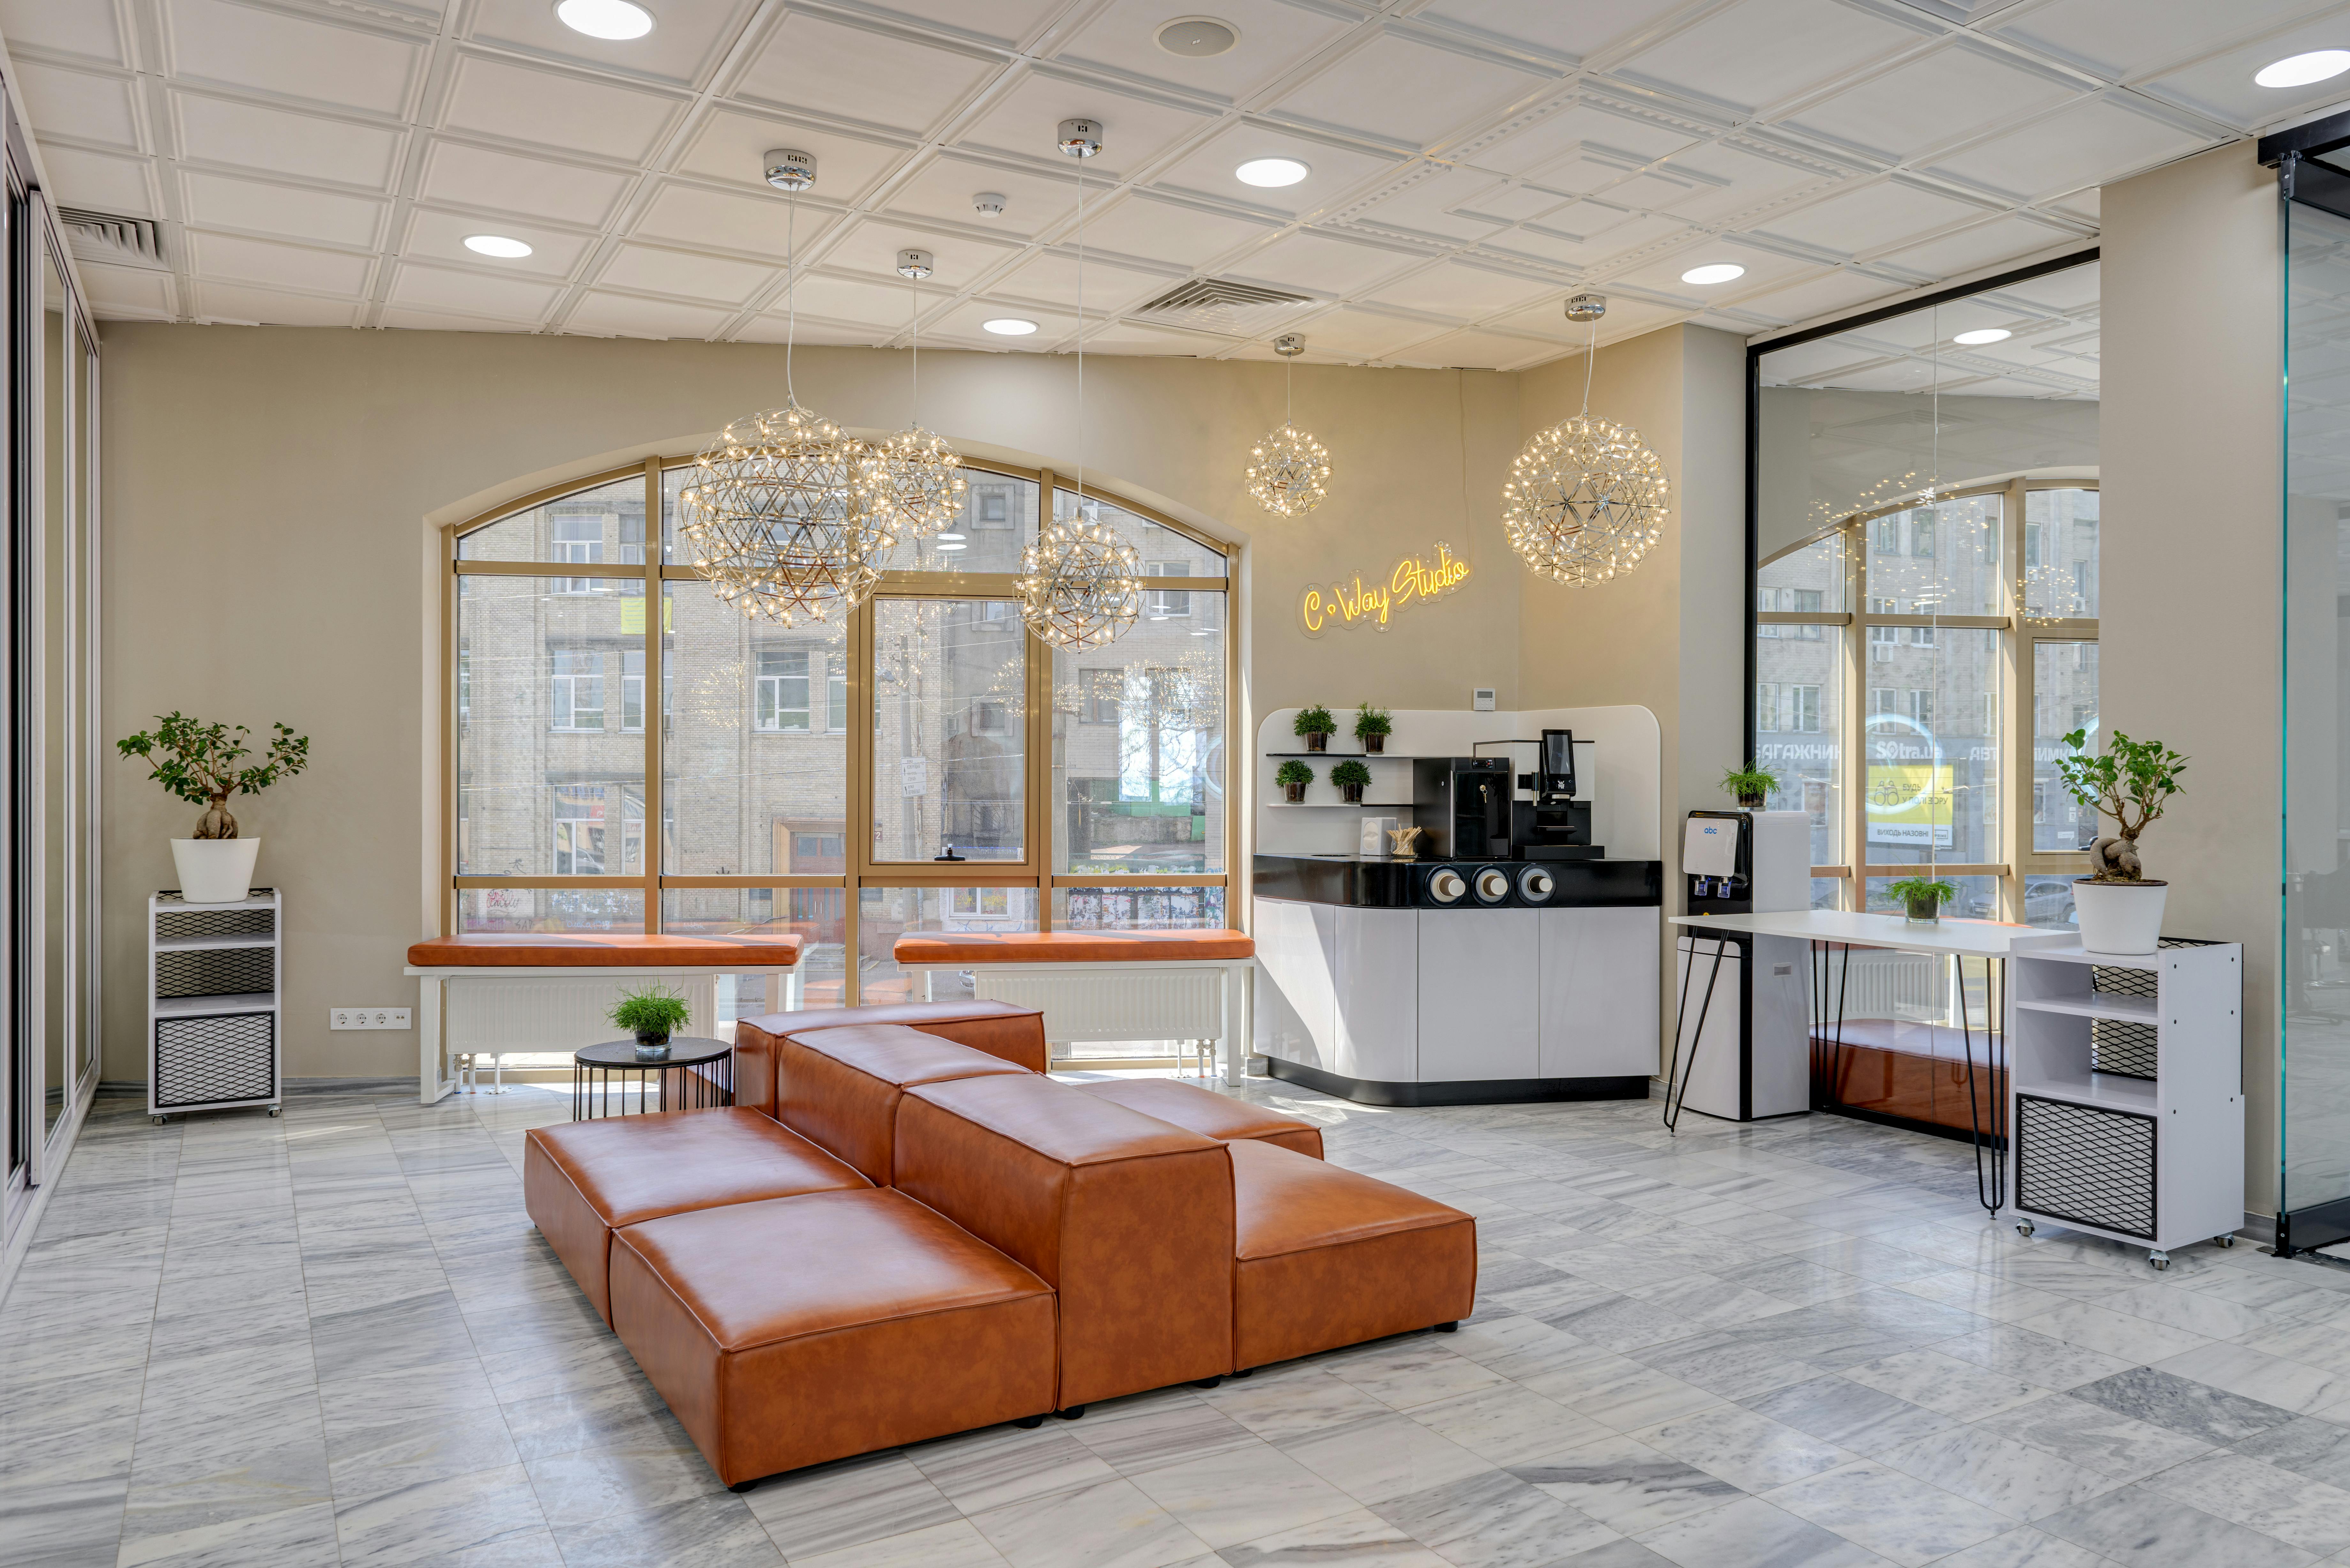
[774,1024,1030,1185]
[734,1000,1048,1114]
[524,1110,867,1324]
[1074,1079,1324,1157]
[610,1189,1056,1489]
[896,1074,1235,1409]
[1226,1139,1477,1370]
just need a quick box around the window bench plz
[404,933,806,1104]
[890,930,1255,1082]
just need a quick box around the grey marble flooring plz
[8,1081,2350,1568]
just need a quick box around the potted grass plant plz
[2057,727,2187,955]
[1330,758,1374,804]
[1353,703,1393,755]
[117,712,310,904]
[1720,761,1779,810]
[1294,705,1336,753]
[1277,759,1314,803]
[611,982,692,1061]
[1885,876,1957,924]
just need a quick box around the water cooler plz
[1669,810,1812,1122]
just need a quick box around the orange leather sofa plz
[732,998,1049,1115]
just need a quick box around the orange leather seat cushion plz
[896,1074,1235,1406]
[774,1024,1030,1184]
[524,1109,867,1324]
[892,929,1255,965]
[1073,1079,1324,1158]
[733,1001,1047,1117]
[407,932,804,967]
[1226,1138,1476,1370]
[610,1189,1055,1487]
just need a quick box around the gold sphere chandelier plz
[1016,117,1142,651]
[1246,334,1330,516]
[1502,293,1669,586]
[870,247,966,541]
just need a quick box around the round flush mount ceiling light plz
[1236,156,1310,188]
[1679,263,1744,285]
[983,317,1039,336]
[1952,328,2012,345]
[464,234,532,258]
[2257,49,2350,87]
[554,0,653,40]
[1156,16,1238,57]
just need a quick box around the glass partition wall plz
[448,461,1232,1061]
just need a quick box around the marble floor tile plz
[1631,1405,1855,1494]
[1277,1414,1496,1506]
[965,1474,1211,1568]
[1065,1396,1261,1477]
[1325,1342,1508,1412]
[1405,1381,1607,1466]
[1517,1353,1728,1433]
[1509,1434,1742,1535]
[2011,1301,2213,1364]
[1927,1526,2110,1567]
[740,1450,959,1559]
[1126,1443,1359,1549]
[1972,1391,2215,1483]
[1630,1494,1892,1568]
[1932,1326,2135,1392]
[113,1496,342,1568]
[908,1426,1120,1514]
[1835,1350,2050,1423]
[2155,1340,2350,1415]
[2071,1365,2301,1445]
[2035,1481,2323,1568]
[1214,1505,1446,1568]
[786,1517,1011,1568]
[1201,1371,1396,1443]
[330,1461,551,1568]
[2239,1415,2350,1490]
[2141,1449,2350,1554]
[1739,1377,1956,1459]
[1760,1458,2011,1566]
[1872,1425,2120,1521]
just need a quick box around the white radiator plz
[445,975,716,1053]
[971,968,1224,1043]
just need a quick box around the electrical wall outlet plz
[331,1008,412,1030]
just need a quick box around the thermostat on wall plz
[1472,688,1496,712]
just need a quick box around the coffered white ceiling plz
[6,0,2343,370]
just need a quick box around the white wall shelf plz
[147,888,282,1123]
[2013,992,2158,1023]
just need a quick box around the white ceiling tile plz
[1287,307,1447,358]
[1589,168,1706,209]
[418,140,635,227]
[1603,236,1832,299]
[2044,185,2099,224]
[1870,212,2090,278]
[924,297,1079,344]
[1223,230,1432,296]
[673,111,911,202]
[380,304,537,332]
[1491,210,1691,266]
[633,181,841,260]
[1609,0,1932,115]
[1452,180,1569,222]
[989,252,1178,314]
[819,216,1025,287]
[1151,121,1406,219]
[564,291,733,338]
[187,230,372,294]
[596,243,776,305]
[867,0,1067,46]
[192,281,362,326]
[1416,0,1695,62]
[1361,257,1561,317]
[0,0,130,63]
[1922,94,2219,201]
[1753,176,1999,257]
[181,170,387,248]
[953,73,1220,178]
[2134,15,2350,130]
[37,145,155,215]
[1386,326,1553,368]
[882,153,1079,239]
[1506,195,1642,244]
[1270,30,1552,149]
[1053,320,1229,355]
[778,272,920,328]
[164,0,421,116]
[465,0,758,88]
[1732,266,1910,324]
[403,208,595,277]
[1985,0,2317,82]
[1071,193,1281,268]
[439,55,685,165]
[1993,259,2100,313]
[387,262,561,320]
[174,93,406,190]
[15,62,141,150]
[1464,98,1702,178]
[1778,40,2085,161]
[73,260,175,319]
[1651,141,1833,224]
[731,11,997,137]
[1056,0,1354,102]
[732,313,890,345]
[1343,167,1511,243]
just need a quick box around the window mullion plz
[642,456,663,931]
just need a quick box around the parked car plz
[2026,881,2078,928]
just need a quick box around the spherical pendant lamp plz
[1246,335,1330,516]
[1502,294,1670,586]
[870,247,967,541]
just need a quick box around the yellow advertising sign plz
[1298,542,1470,635]
[619,595,673,635]
[1865,760,1954,848]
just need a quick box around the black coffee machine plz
[1411,756,1512,859]
[1513,728,1599,860]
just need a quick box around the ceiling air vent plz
[57,207,167,271]
[1134,276,1313,337]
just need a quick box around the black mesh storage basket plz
[155,946,275,999]
[154,1012,275,1108]
[2090,1018,2158,1080]
[155,903,275,943]
[2015,1093,2155,1239]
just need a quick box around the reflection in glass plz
[1754,624,1841,871]
[41,239,67,1135]
[457,887,644,933]
[856,886,1037,1004]
[1051,886,1226,929]
[871,599,1024,862]
[1863,493,1999,617]
[886,471,1038,574]
[1864,628,1998,867]
[2021,875,2080,930]
[2023,489,2099,619]
[662,891,847,1014]
[2032,641,2097,854]
[1864,874,2000,921]
[461,474,647,568]
[1758,532,1843,613]
[1056,488,1224,568]
[75,321,97,1082]
[1053,594,1224,874]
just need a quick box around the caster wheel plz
[2015,1220,2034,1238]
[267,1105,282,1118]
[2149,1252,2171,1272]
[1012,1415,1046,1430]
[1054,1406,1085,1421]
[150,1115,166,1127]
[2217,1233,2237,1248]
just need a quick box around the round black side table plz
[572,1037,732,1120]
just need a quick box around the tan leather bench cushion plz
[893,929,1255,965]
[407,932,804,967]
[523,1109,867,1324]
[1073,1079,1323,1157]
[896,1074,1235,1406]
[610,1189,1055,1486]
[1227,1138,1476,1370]
[775,1024,1030,1185]
[734,1000,1047,1117]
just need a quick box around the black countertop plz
[1254,852,1663,908]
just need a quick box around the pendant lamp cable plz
[1580,312,1595,416]
[1074,148,1086,513]
[784,199,797,403]
[908,265,919,424]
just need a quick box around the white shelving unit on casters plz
[147,888,283,1124]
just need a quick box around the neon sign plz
[1298,542,1470,635]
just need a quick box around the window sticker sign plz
[1298,543,1470,635]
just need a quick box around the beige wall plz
[2101,141,2280,1213]
[95,325,1532,1080]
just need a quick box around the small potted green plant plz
[1294,705,1336,753]
[611,982,692,1060]
[1885,876,1958,924]
[1720,762,1779,810]
[117,712,311,904]
[1276,759,1314,803]
[1330,758,1374,804]
[1353,703,1393,755]
[2058,727,2187,954]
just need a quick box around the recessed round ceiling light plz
[1679,263,1744,285]
[1156,16,1238,57]
[1236,157,1310,188]
[464,234,533,258]
[1952,328,2011,345]
[2257,49,2350,87]
[555,0,653,38]
[983,317,1038,336]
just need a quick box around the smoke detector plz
[1156,16,1238,56]
[973,192,1006,218]
[763,148,815,192]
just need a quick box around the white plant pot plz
[172,838,262,905]
[2073,877,2166,955]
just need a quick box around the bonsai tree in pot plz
[118,713,310,905]
[1720,761,1780,810]
[2057,727,2187,955]
[1885,876,1957,924]
[1276,759,1314,803]
[1353,703,1393,755]
[1330,759,1374,804]
[1294,705,1336,753]
[611,982,692,1060]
